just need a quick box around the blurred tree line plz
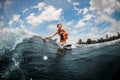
[78,32,120,44]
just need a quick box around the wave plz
[0,27,39,55]
[0,27,36,79]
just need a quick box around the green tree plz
[97,38,104,43]
[82,41,85,44]
[86,38,92,44]
[92,40,97,44]
[118,32,120,38]
[78,39,82,44]
[106,34,109,40]
[101,38,104,42]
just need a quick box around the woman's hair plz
[57,23,62,27]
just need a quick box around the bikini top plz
[57,29,65,35]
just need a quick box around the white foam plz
[71,44,76,48]
[0,27,39,54]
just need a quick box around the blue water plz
[0,28,120,80]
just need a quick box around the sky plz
[0,0,120,43]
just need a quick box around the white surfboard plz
[57,43,72,50]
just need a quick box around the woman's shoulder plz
[61,28,65,30]
[62,28,66,31]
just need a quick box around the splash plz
[0,27,38,54]
[0,27,40,79]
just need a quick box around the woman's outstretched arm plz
[46,31,58,39]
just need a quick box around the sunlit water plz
[0,28,120,80]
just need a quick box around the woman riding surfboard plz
[46,23,68,46]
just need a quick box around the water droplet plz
[43,56,48,60]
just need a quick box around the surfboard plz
[58,44,72,50]
[63,44,72,50]
[41,37,72,50]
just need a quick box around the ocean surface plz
[0,28,120,80]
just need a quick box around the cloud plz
[59,21,74,31]
[8,14,21,27]
[12,15,20,21]
[83,8,88,14]
[91,27,98,33]
[83,14,93,21]
[48,24,57,31]
[22,8,29,14]
[67,36,80,43]
[95,12,120,34]
[73,2,79,6]
[73,6,82,13]
[0,3,1,8]
[0,21,4,27]
[103,21,120,33]
[19,20,26,28]
[104,31,118,38]
[75,20,85,28]
[74,14,93,28]
[8,14,25,28]
[66,21,73,26]
[86,33,101,40]
[67,31,105,43]
[0,15,4,20]
[4,0,12,15]
[73,3,89,15]
[89,0,120,14]
[40,6,62,21]
[32,2,45,11]
[88,0,120,39]
[26,13,41,26]
[67,33,98,43]
[67,0,71,3]
[26,3,63,26]
[73,2,82,13]
[71,30,78,35]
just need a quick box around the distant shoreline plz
[78,32,120,44]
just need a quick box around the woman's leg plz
[60,34,68,45]
[62,34,67,45]
[59,37,63,45]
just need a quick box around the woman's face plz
[57,24,62,30]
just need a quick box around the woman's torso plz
[57,28,68,35]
